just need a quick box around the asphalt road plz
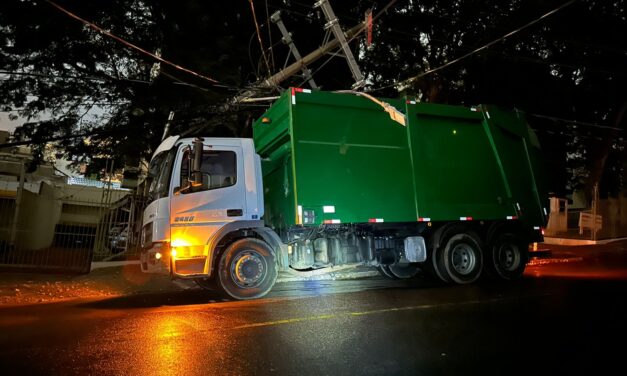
[1,251,626,376]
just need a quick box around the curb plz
[543,236,627,246]
[90,260,140,270]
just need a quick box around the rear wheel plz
[217,238,278,300]
[488,233,528,280]
[441,232,483,284]
[428,244,452,284]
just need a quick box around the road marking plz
[230,293,553,330]
[233,314,336,329]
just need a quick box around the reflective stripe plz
[323,219,341,224]
[297,205,303,225]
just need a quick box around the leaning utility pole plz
[314,0,365,88]
[232,21,365,104]
[270,11,318,89]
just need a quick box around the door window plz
[180,150,237,193]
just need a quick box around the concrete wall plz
[16,182,62,249]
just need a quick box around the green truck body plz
[253,89,547,233]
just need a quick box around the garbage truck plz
[139,88,548,300]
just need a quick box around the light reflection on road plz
[526,255,627,280]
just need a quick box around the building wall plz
[16,182,61,249]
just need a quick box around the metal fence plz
[0,183,146,274]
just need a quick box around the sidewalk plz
[1,240,626,307]
[0,263,181,306]
[0,262,380,307]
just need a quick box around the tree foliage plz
[0,0,625,197]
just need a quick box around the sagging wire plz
[44,0,229,88]
[370,0,578,92]
[248,0,273,78]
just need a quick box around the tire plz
[441,232,483,284]
[378,265,398,279]
[388,263,421,279]
[428,243,452,284]
[488,233,528,280]
[216,238,278,300]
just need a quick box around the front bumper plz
[140,242,170,275]
[141,242,210,278]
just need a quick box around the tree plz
[357,0,626,197]
[1,0,625,199]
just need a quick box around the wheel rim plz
[451,243,477,275]
[230,250,266,288]
[498,244,521,272]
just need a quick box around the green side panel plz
[485,107,548,227]
[254,90,548,230]
[291,91,415,224]
[254,90,415,227]
[407,103,511,221]
[253,92,297,231]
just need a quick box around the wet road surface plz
[1,251,627,375]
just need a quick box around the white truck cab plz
[141,136,281,300]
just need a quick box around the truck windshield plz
[180,150,237,193]
[147,150,176,203]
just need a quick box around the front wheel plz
[217,238,278,300]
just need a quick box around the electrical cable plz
[265,0,276,72]
[44,0,226,86]
[293,0,398,89]
[527,113,623,132]
[371,0,578,92]
[248,0,273,77]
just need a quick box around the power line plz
[44,0,225,87]
[248,0,272,78]
[374,0,578,91]
[265,0,276,72]
[527,113,622,132]
[294,0,398,88]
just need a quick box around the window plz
[180,150,237,193]
[147,150,176,203]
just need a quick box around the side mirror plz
[190,137,204,187]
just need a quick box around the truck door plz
[169,144,245,252]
